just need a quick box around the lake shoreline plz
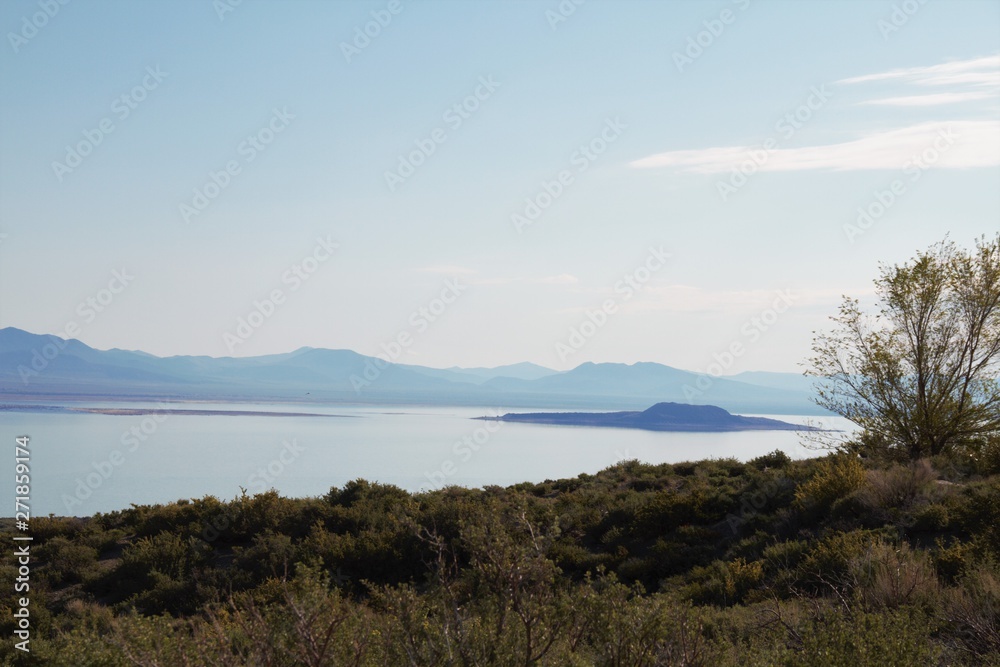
[0,404,354,418]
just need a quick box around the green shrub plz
[234,530,297,579]
[685,557,764,606]
[798,530,882,591]
[37,536,99,586]
[912,502,950,531]
[129,571,197,616]
[950,478,1000,557]
[794,455,867,514]
[933,537,973,583]
[749,449,792,471]
[973,436,1000,475]
[120,532,205,580]
[792,608,941,666]
[761,539,810,574]
[13,452,1000,665]
[549,540,612,575]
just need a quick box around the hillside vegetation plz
[3,446,1000,666]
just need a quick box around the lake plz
[1,402,853,516]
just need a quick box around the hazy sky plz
[1,0,998,373]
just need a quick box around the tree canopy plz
[808,235,1000,460]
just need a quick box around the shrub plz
[798,530,882,591]
[30,516,87,542]
[792,608,941,667]
[129,571,197,616]
[794,455,867,514]
[37,537,99,586]
[761,539,810,574]
[971,435,1000,475]
[933,537,973,583]
[941,563,1000,660]
[912,502,950,532]
[234,531,297,580]
[582,584,717,667]
[108,532,212,613]
[854,459,936,521]
[848,540,939,611]
[685,558,764,606]
[14,452,1000,665]
[749,449,792,471]
[549,540,612,575]
[120,532,205,580]
[950,478,1000,558]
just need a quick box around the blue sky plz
[1,0,998,373]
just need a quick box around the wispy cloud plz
[837,54,1000,87]
[843,53,1000,106]
[859,92,995,107]
[630,55,1000,174]
[631,120,999,173]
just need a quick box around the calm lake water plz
[1,402,853,516]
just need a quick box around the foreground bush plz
[3,453,999,665]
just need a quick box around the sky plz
[0,0,998,374]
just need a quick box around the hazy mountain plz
[402,361,560,384]
[0,328,826,414]
[726,371,819,394]
[480,361,815,413]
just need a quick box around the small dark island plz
[475,402,818,432]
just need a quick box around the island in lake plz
[475,402,819,432]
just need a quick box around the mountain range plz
[0,327,825,414]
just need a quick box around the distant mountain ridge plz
[0,327,827,414]
[400,361,559,384]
